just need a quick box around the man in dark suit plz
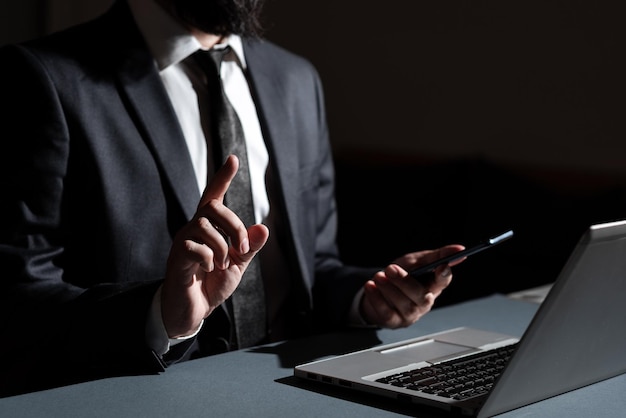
[0,0,463,395]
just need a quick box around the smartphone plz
[408,230,514,280]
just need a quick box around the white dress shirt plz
[128,0,269,222]
[128,0,270,354]
[128,0,368,355]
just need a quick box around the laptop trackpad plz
[378,339,475,364]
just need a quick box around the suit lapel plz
[108,3,199,221]
[242,41,300,196]
[118,62,199,221]
[243,40,311,286]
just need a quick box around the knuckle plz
[196,216,212,230]
[207,198,222,211]
[183,239,195,252]
[379,308,397,325]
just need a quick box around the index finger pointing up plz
[198,155,239,210]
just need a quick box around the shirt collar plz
[128,0,247,71]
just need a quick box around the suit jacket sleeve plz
[0,41,167,395]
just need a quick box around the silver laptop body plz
[295,220,626,416]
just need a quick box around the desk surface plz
[1,294,624,417]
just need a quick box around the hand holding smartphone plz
[409,230,514,280]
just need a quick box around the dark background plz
[3,1,625,306]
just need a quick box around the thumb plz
[233,223,269,267]
[248,224,270,253]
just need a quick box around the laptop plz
[294,220,626,417]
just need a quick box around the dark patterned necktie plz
[193,47,266,349]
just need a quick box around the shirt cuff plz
[347,287,376,327]
[145,285,204,356]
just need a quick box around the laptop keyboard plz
[375,343,518,401]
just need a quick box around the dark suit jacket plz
[0,1,375,395]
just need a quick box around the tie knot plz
[208,45,232,71]
[192,45,232,80]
